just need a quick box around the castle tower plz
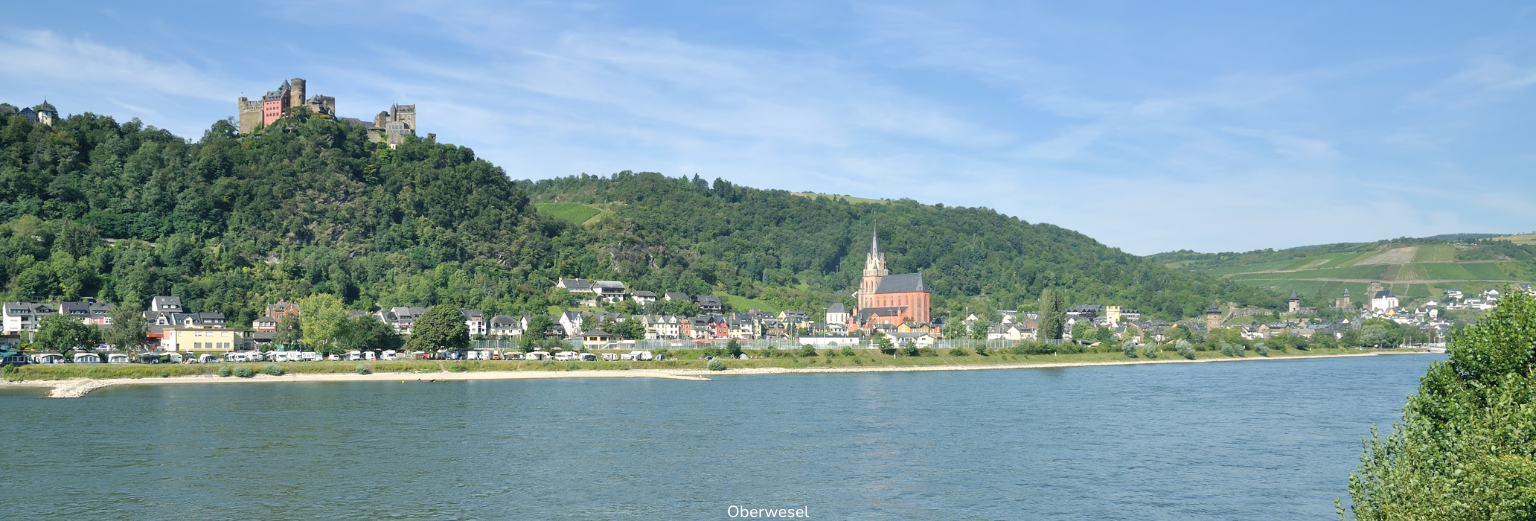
[1288,290,1300,313]
[1205,303,1222,331]
[859,224,889,310]
[289,78,306,110]
[390,104,416,131]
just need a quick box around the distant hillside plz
[1150,237,1536,308]
[0,105,1275,324]
[520,173,1277,319]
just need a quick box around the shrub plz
[1235,343,1247,357]
[707,358,726,371]
[1175,340,1196,360]
[950,347,970,356]
[701,346,722,358]
[1140,342,1159,359]
[825,348,839,357]
[840,346,857,357]
[917,347,939,357]
[901,343,920,357]
[356,364,372,375]
[233,366,255,378]
[974,345,989,356]
[1219,341,1236,357]
[158,370,171,378]
[1254,342,1270,357]
[799,345,818,357]
[217,365,233,377]
[262,364,284,376]
[1121,340,1138,358]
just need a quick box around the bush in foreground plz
[1343,289,1536,519]
[232,366,255,378]
[262,364,284,376]
[707,358,726,371]
[1174,340,1196,360]
[1121,340,1138,358]
[356,364,372,375]
[217,365,233,377]
[799,345,818,357]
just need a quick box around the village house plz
[631,291,657,305]
[2,302,54,335]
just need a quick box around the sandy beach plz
[0,351,1433,398]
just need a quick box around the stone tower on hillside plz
[1205,303,1223,331]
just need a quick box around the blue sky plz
[2,1,1534,255]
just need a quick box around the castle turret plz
[1288,290,1301,313]
[289,78,306,109]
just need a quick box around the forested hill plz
[519,173,1277,318]
[0,107,1273,325]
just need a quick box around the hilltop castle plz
[850,225,931,332]
[237,77,417,146]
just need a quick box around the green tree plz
[900,341,919,357]
[520,315,554,351]
[1344,290,1536,520]
[298,294,350,354]
[103,301,148,351]
[1039,289,1067,340]
[410,304,471,351]
[34,314,95,355]
[274,313,303,349]
[969,318,990,341]
[725,339,743,358]
[1070,320,1095,342]
[342,315,403,351]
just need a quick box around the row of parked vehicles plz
[0,349,663,366]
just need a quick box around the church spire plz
[863,223,887,278]
[871,222,880,257]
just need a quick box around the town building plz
[1371,290,1399,312]
[850,226,930,332]
[161,327,254,353]
[2,302,54,335]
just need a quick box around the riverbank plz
[0,347,1434,398]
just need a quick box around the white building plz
[825,303,849,327]
[3,302,54,335]
[1370,290,1399,312]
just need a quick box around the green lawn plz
[535,203,602,224]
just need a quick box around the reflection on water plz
[0,355,1439,520]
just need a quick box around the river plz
[0,354,1439,519]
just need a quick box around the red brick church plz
[850,225,931,332]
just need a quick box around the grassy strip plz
[2,347,1390,382]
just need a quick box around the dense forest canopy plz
[519,173,1277,319]
[0,106,1275,325]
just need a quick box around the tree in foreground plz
[1343,289,1536,520]
[104,301,149,351]
[409,305,469,352]
[299,294,350,354]
[34,314,95,355]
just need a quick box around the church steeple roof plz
[871,222,880,257]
